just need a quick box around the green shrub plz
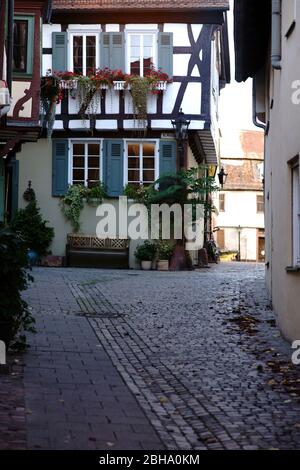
[10,200,54,257]
[157,240,174,260]
[135,241,157,261]
[0,228,35,350]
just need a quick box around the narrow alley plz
[1,263,300,450]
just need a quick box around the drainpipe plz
[271,0,282,70]
[7,0,14,93]
[252,78,266,131]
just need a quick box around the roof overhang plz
[0,127,40,158]
[51,9,227,24]
[234,0,271,82]
[189,128,218,166]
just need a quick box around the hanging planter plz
[40,74,63,137]
[128,76,150,130]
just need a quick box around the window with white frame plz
[127,33,156,76]
[71,142,101,187]
[126,142,157,186]
[292,161,300,266]
[71,33,98,75]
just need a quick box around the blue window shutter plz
[159,140,177,176]
[52,32,68,72]
[52,140,69,197]
[100,32,125,70]
[0,158,5,222]
[158,33,173,77]
[111,33,125,71]
[103,140,124,197]
[100,33,111,69]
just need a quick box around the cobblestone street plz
[1,263,300,450]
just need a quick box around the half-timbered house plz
[0,0,51,224]
[15,0,230,267]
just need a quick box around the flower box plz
[154,81,167,91]
[113,80,167,92]
[60,79,78,90]
[113,81,127,91]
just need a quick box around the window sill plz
[286,266,300,273]
[13,73,33,80]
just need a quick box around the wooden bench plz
[66,234,129,269]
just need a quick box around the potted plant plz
[10,199,54,264]
[135,241,157,270]
[145,65,172,93]
[0,228,35,350]
[89,67,112,90]
[157,240,174,271]
[85,182,107,206]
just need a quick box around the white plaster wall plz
[263,0,300,341]
[163,23,190,46]
[217,191,264,261]
[222,227,259,261]
[105,90,120,114]
[181,83,202,115]
[42,55,52,76]
[8,81,32,118]
[217,191,264,229]
[42,24,61,48]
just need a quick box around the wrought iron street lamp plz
[172,109,190,168]
[218,167,228,188]
[172,108,191,141]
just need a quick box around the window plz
[292,162,300,266]
[71,33,98,75]
[126,142,157,186]
[13,16,34,75]
[127,33,156,76]
[219,193,225,212]
[71,142,101,187]
[257,195,264,213]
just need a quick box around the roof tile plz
[53,0,229,10]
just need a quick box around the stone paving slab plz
[2,263,300,450]
[0,358,26,450]
[39,263,299,451]
[22,313,163,450]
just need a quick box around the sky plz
[219,0,256,132]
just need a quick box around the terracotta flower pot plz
[141,261,152,271]
[157,260,169,271]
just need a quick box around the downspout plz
[7,0,14,93]
[271,0,282,70]
[252,78,266,131]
